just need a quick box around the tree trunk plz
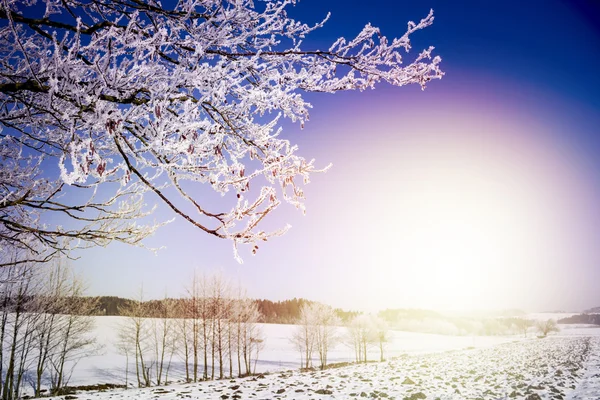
[218,318,223,379]
[362,340,367,363]
[228,324,233,378]
[237,322,242,377]
[193,320,198,382]
[124,351,129,389]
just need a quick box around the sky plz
[71,0,600,313]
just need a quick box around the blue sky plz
[72,0,600,312]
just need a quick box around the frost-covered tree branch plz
[0,0,443,263]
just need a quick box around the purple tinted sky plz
[73,0,600,312]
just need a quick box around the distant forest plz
[84,296,361,324]
[558,313,600,325]
[18,294,591,332]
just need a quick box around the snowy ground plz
[47,324,600,400]
[39,316,600,400]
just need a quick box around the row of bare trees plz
[0,254,98,399]
[291,304,390,370]
[345,314,390,364]
[117,273,264,388]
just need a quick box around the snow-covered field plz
[47,321,600,400]
[68,316,519,387]
[41,316,600,400]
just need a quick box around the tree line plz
[0,259,266,394]
[50,296,361,325]
[0,255,366,395]
[116,274,264,388]
[290,303,391,370]
[558,314,600,326]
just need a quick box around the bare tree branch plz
[0,0,443,264]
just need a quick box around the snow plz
[4,0,444,263]
[566,334,600,399]
[37,316,600,399]
[67,317,519,387]
[46,318,600,400]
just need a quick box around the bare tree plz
[115,328,132,389]
[14,307,38,399]
[184,272,212,382]
[118,287,151,387]
[48,279,99,393]
[0,255,97,397]
[513,318,533,338]
[372,316,390,362]
[313,304,340,370]
[0,256,44,400]
[237,298,263,376]
[174,302,193,383]
[345,315,375,364]
[150,296,177,386]
[230,292,245,377]
[0,260,22,399]
[31,260,72,396]
[536,319,559,338]
[226,308,235,379]
[177,273,264,380]
[0,0,443,265]
[290,302,341,370]
[208,274,230,380]
[250,334,265,375]
[291,302,317,369]
[32,285,59,394]
[115,295,177,388]
[0,262,39,400]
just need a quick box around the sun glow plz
[379,161,541,311]
[391,174,533,310]
[328,105,586,312]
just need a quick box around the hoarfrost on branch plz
[0,0,443,264]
